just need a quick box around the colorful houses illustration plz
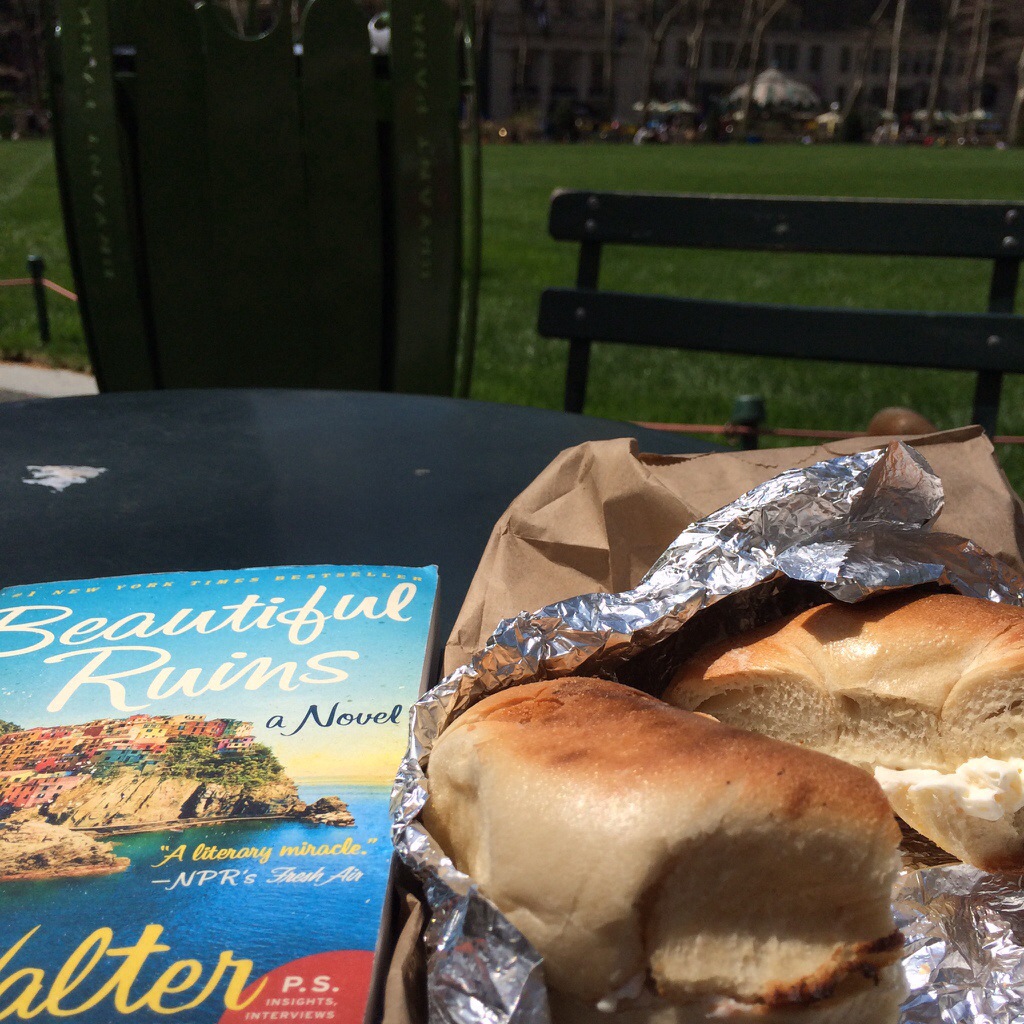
[0,715,255,812]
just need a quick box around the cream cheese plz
[874,757,1024,822]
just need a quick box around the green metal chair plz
[539,190,1024,442]
[47,0,465,393]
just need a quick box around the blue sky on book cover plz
[0,564,437,1023]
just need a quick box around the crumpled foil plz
[391,440,1024,1024]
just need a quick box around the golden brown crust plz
[755,931,904,1008]
[454,677,899,837]
[664,592,1024,870]
[668,592,1024,725]
[424,677,901,1009]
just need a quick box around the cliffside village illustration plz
[0,715,353,882]
[0,714,254,812]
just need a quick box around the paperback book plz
[0,564,439,1024]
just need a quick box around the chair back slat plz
[50,0,154,388]
[301,0,385,390]
[197,8,312,388]
[540,290,1024,373]
[389,0,461,394]
[541,189,1024,433]
[126,0,211,387]
[49,0,464,393]
[549,191,1024,260]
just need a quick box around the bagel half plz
[421,677,903,1021]
[664,592,1024,871]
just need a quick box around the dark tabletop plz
[0,389,719,646]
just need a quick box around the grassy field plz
[3,139,1024,480]
[0,141,85,368]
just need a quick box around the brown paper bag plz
[382,427,1024,1024]
[445,427,1024,674]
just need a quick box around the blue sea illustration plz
[0,785,393,1023]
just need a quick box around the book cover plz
[0,564,438,1024]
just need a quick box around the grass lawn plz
[0,140,85,369]
[3,138,1024,483]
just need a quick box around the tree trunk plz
[958,0,984,114]
[513,2,529,114]
[642,0,688,108]
[842,0,891,119]
[685,0,711,101]
[1008,39,1024,147]
[726,0,755,90]
[603,0,615,119]
[923,0,961,135]
[968,0,993,138]
[738,0,787,130]
[884,0,907,136]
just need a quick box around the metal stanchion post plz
[27,255,51,345]
[729,394,767,450]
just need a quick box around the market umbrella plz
[912,109,952,124]
[632,99,698,115]
[655,99,698,115]
[815,110,842,126]
[728,68,820,110]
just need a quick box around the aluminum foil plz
[391,440,1024,1024]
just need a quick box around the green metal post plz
[27,255,51,344]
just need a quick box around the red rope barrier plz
[0,278,78,301]
[634,421,1024,447]
[42,279,78,301]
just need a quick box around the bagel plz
[664,592,1024,871]
[421,677,903,1022]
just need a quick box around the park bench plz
[47,0,466,393]
[538,190,1024,444]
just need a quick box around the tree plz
[737,0,788,129]
[639,0,711,108]
[0,720,21,735]
[0,0,48,132]
[842,0,891,122]
[162,736,283,789]
[979,0,1024,145]
[1009,32,1024,145]
[684,0,711,101]
[641,0,689,107]
[883,0,907,134]
[957,0,986,115]
[967,0,993,139]
[922,0,961,135]
[726,0,756,90]
[603,0,616,117]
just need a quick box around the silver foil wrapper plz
[392,440,1024,1024]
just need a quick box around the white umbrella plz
[912,109,951,124]
[728,68,821,110]
[633,99,698,116]
[815,110,842,126]
[655,99,698,115]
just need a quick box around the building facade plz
[485,1,1014,129]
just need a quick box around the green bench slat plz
[539,288,1024,374]
[549,191,1024,260]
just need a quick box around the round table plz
[0,390,719,645]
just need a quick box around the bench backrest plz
[48,0,462,393]
[537,190,1023,437]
